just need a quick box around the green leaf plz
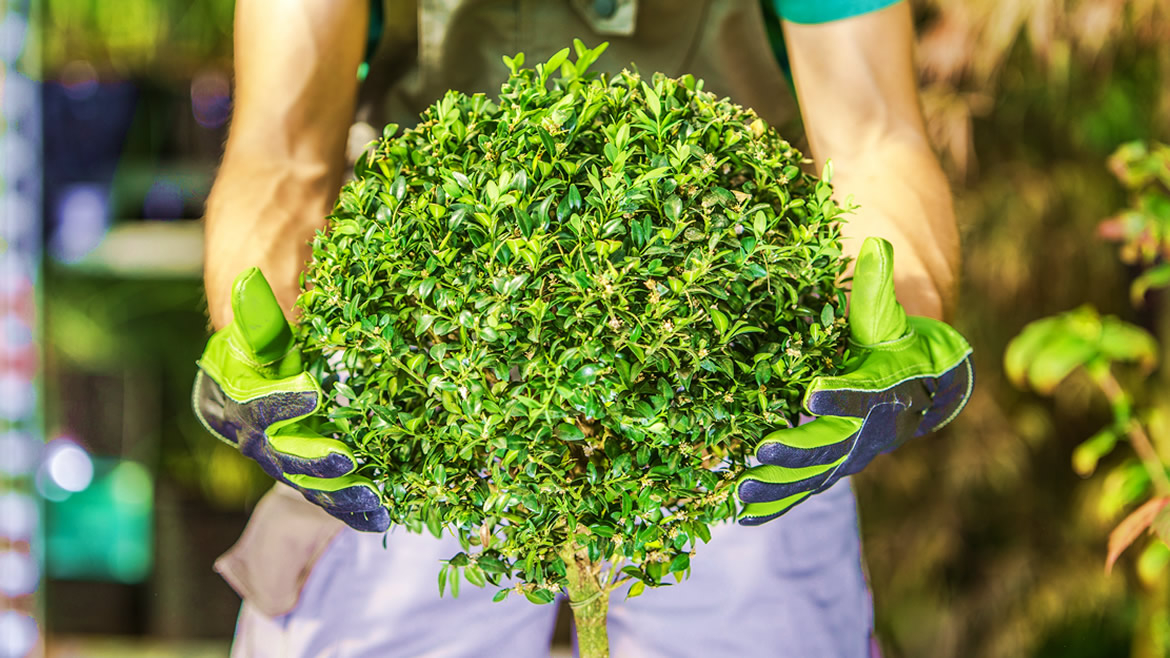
[545,47,570,78]
[464,564,487,587]
[641,81,661,118]
[664,195,682,220]
[1132,263,1170,305]
[1005,314,1094,393]
[820,304,834,328]
[415,313,437,336]
[425,507,443,538]
[1099,317,1159,370]
[626,580,646,599]
[557,423,585,441]
[1072,427,1120,477]
[525,589,556,605]
[419,277,438,300]
[710,307,729,335]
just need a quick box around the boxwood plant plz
[297,41,849,656]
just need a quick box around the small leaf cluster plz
[296,42,849,600]
[1100,141,1170,304]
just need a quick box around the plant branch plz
[1092,364,1170,496]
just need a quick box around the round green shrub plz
[296,42,849,601]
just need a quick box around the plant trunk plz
[559,541,609,658]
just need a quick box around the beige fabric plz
[215,483,344,617]
[221,0,799,615]
[359,0,798,132]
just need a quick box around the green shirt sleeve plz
[772,0,901,25]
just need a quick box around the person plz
[196,1,971,655]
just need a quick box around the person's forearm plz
[818,136,958,320]
[203,0,368,330]
[782,2,958,320]
[204,158,340,328]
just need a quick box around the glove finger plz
[919,355,975,435]
[806,382,909,419]
[849,237,908,346]
[737,491,813,526]
[328,507,391,533]
[736,460,843,504]
[267,430,359,478]
[230,267,298,366]
[754,416,863,468]
[288,473,385,511]
[290,476,391,533]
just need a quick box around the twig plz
[1092,365,1170,496]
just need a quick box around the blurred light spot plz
[0,612,37,658]
[110,461,152,506]
[0,13,27,64]
[35,469,70,503]
[50,184,109,263]
[0,253,32,295]
[59,60,99,101]
[143,179,183,219]
[0,551,38,597]
[1,184,36,248]
[45,439,93,493]
[0,493,37,541]
[2,314,33,350]
[3,73,36,122]
[190,70,231,129]
[0,431,38,477]
[2,131,35,176]
[0,375,35,421]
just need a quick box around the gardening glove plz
[192,267,390,532]
[736,237,974,525]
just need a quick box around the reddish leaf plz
[1107,496,1170,573]
[1154,505,1170,548]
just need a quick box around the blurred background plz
[1,1,1168,656]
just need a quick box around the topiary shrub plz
[296,41,849,656]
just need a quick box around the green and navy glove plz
[192,268,390,532]
[736,237,974,525]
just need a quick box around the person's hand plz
[202,187,323,330]
[735,237,974,525]
[193,267,390,532]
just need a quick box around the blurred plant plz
[914,0,1170,178]
[42,0,235,76]
[1098,142,1170,304]
[1005,142,1170,657]
[848,4,1170,656]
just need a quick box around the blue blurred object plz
[43,77,137,263]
